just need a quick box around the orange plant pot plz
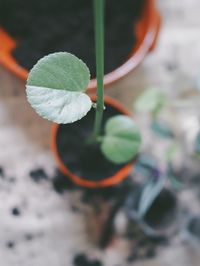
[0,0,160,92]
[51,96,134,188]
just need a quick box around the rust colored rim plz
[0,0,161,92]
[51,96,134,188]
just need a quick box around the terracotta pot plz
[51,96,134,188]
[89,0,161,91]
[0,0,160,92]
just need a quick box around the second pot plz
[51,96,135,188]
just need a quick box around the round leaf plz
[101,115,141,164]
[26,86,92,124]
[26,52,92,124]
[27,52,90,92]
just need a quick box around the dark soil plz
[0,0,145,78]
[144,189,177,230]
[11,207,21,216]
[73,253,103,266]
[52,169,77,194]
[57,104,130,181]
[126,221,169,263]
[29,168,48,183]
[0,166,5,178]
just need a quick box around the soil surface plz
[57,104,130,181]
[0,0,145,77]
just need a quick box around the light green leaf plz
[26,52,92,124]
[26,86,92,124]
[134,87,166,116]
[164,142,180,162]
[101,115,141,164]
[27,52,90,91]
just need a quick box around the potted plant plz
[0,0,161,92]
[25,0,141,188]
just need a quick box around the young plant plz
[134,87,166,120]
[134,87,174,139]
[26,0,141,165]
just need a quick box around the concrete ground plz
[0,0,200,265]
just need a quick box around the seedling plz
[134,87,166,120]
[26,0,141,165]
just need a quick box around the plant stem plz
[93,0,105,141]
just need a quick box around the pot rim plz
[51,95,134,188]
[0,0,160,91]
[89,0,161,91]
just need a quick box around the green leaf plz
[27,52,90,91]
[26,52,92,124]
[134,87,166,116]
[164,142,180,162]
[101,115,141,164]
[26,86,92,124]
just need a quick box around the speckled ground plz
[0,0,200,265]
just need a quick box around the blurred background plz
[0,0,200,266]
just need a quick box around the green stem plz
[93,0,105,141]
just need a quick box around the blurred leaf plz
[138,174,166,218]
[135,154,159,179]
[134,87,166,117]
[164,142,180,162]
[101,115,141,164]
[167,163,183,190]
[26,52,92,123]
[151,120,174,139]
